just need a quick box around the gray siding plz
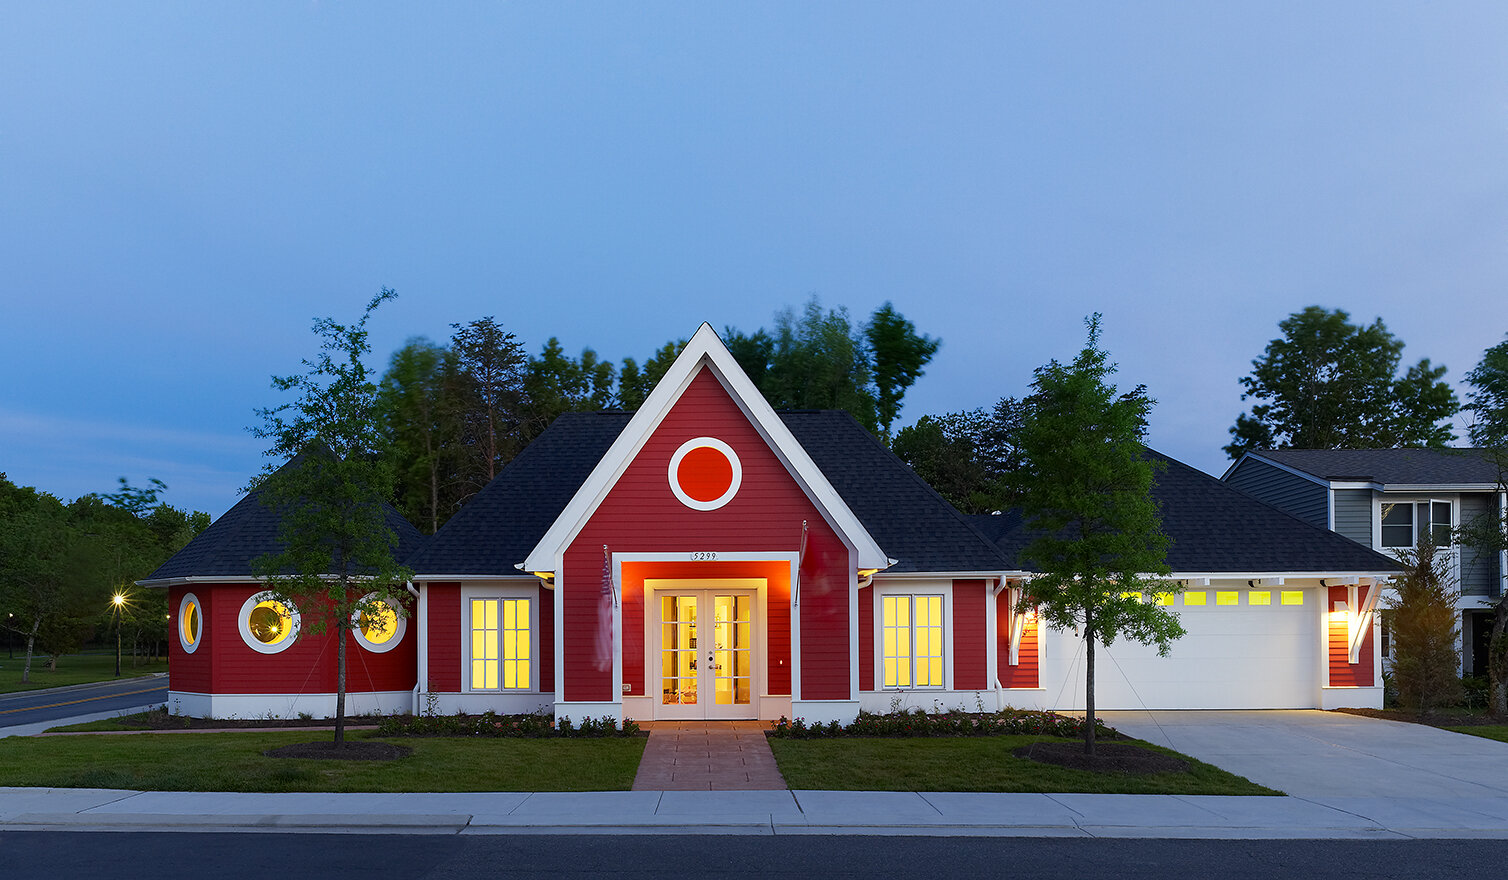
[1459,493,1497,597]
[1225,459,1328,529]
[1333,489,1374,545]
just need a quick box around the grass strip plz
[1444,725,1508,744]
[768,735,1279,795]
[0,730,645,792]
[0,653,167,694]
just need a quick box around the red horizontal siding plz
[858,585,874,692]
[563,368,845,703]
[167,585,212,693]
[952,579,987,691]
[996,591,1039,689]
[1328,585,1375,688]
[427,583,461,692]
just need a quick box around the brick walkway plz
[631,720,787,790]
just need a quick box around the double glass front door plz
[657,591,754,718]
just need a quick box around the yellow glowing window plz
[1154,592,1175,606]
[248,600,294,646]
[1121,592,1143,601]
[1184,592,1206,606]
[882,594,943,688]
[1249,591,1271,606]
[1281,591,1304,606]
[359,602,398,645]
[181,600,201,646]
[471,598,531,691]
[1216,591,1238,606]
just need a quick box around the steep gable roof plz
[408,408,1016,577]
[1241,448,1502,486]
[973,448,1403,575]
[140,456,426,583]
[521,323,889,572]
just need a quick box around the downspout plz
[407,581,425,715]
[990,575,1008,710]
[1500,491,1507,601]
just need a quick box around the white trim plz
[462,584,542,694]
[1330,480,1385,491]
[523,323,889,572]
[416,583,429,701]
[873,570,1023,581]
[1225,453,1333,488]
[177,592,203,655]
[788,699,860,725]
[137,575,263,588]
[667,437,743,511]
[349,593,408,654]
[236,593,300,654]
[643,579,765,720]
[553,701,623,723]
[872,581,951,691]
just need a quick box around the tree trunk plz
[335,612,348,747]
[1490,595,1508,718]
[1084,612,1097,756]
[21,615,40,684]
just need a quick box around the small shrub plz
[376,710,639,738]
[768,707,1111,739]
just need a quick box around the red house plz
[142,324,1400,722]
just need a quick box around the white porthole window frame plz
[350,592,407,654]
[237,593,301,654]
[178,592,203,655]
[668,437,743,511]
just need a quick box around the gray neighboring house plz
[1223,448,1507,676]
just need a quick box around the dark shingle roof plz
[970,449,1402,574]
[780,411,1015,573]
[402,411,634,575]
[143,457,426,581]
[407,409,1015,576]
[1252,448,1502,485]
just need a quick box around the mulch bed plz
[1013,741,1188,775]
[109,712,377,731]
[1334,707,1505,728]
[264,741,412,761]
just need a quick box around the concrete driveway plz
[1100,709,1508,799]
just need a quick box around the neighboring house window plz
[469,597,533,691]
[881,594,944,688]
[1382,500,1453,548]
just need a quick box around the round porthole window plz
[351,594,406,653]
[238,594,300,653]
[178,592,202,654]
[668,437,742,511]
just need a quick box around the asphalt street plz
[0,675,166,730]
[6,832,1508,879]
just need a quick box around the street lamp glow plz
[112,594,126,607]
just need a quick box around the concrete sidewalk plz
[5,786,1508,838]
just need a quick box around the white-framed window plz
[178,592,203,654]
[1381,498,1454,549]
[237,593,300,654]
[351,593,407,653]
[880,594,945,689]
[465,590,537,692]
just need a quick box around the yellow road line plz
[0,685,165,716]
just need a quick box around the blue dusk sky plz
[2,2,1505,518]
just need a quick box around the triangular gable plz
[523,323,890,572]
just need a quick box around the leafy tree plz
[723,328,775,393]
[617,340,686,410]
[251,290,412,746]
[1385,531,1463,715]
[1225,306,1458,458]
[866,302,941,441]
[1465,334,1508,448]
[1459,334,1508,715]
[0,478,95,681]
[893,398,1024,514]
[761,299,880,431]
[525,337,615,431]
[380,337,459,532]
[1008,314,1180,755]
[450,318,530,498]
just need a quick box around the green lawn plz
[1445,725,1508,745]
[769,736,1279,795]
[0,731,646,792]
[0,652,167,694]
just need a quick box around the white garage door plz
[1037,589,1319,710]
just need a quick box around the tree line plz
[0,476,209,682]
[378,298,939,533]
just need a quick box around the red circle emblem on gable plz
[676,445,734,503]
